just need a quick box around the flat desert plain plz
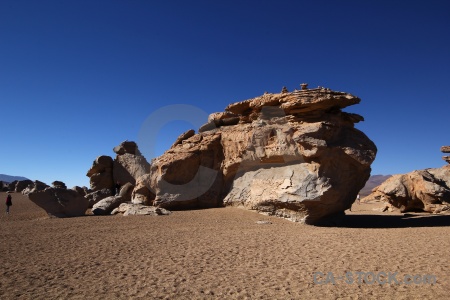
[1,191,449,299]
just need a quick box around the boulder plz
[148,86,376,224]
[26,185,89,217]
[208,111,239,123]
[92,196,126,215]
[112,140,150,185]
[84,188,113,208]
[113,153,150,185]
[52,181,67,189]
[71,186,89,196]
[118,182,134,202]
[131,174,155,205]
[8,180,18,192]
[441,146,450,153]
[86,155,114,190]
[113,140,139,155]
[171,129,196,149]
[15,180,33,192]
[111,203,171,216]
[362,166,450,213]
[22,180,49,195]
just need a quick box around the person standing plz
[6,194,12,214]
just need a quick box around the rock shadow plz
[336,214,450,228]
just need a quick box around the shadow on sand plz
[338,214,450,228]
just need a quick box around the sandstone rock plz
[113,140,139,155]
[111,203,171,216]
[113,153,149,185]
[52,181,67,189]
[22,180,49,195]
[119,182,134,202]
[15,180,33,192]
[85,188,113,208]
[71,186,89,196]
[92,196,126,215]
[8,180,18,192]
[443,156,450,164]
[171,129,196,149]
[148,86,376,224]
[26,185,89,217]
[207,112,238,123]
[131,174,155,205]
[86,155,114,190]
[441,146,450,153]
[199,116,241,133]
[150,132,224,209]
[363,166,450,213]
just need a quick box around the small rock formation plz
[92,196,126,215]
[25,181,89,217]
[113,140,138,155]
[131,174,155,205]
[148,85,377,224]
[118,182,134,202]
[85,188,113,208]
[442,145,450,164]
[363,166,450,213]
[86,155,114,190]
[112,141,150,186]
[52,181,67,189]
[15,180,33,192]
[171,129,196,149]
[86,141,151,206]
[111,203,171,216]
[363,146,450,214]
[72,186,88,196]
[21,180,49,195]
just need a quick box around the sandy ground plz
[0,192,449,299]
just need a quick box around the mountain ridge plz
[0,174,30,183]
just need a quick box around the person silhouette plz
[6,194,12,214]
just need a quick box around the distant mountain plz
[359,175,392,197]
[0,174,30,183]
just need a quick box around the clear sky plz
[1,0,449,188]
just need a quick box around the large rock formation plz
[113,141,150,185]
[86,155,114,190]
[363,146,450,214]
[86,141,150,193]
[149,85,377,224]
[85,141,151,216]
[25,181,89,217]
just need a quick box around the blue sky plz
[1,0,449,188]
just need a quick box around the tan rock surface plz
[131,174,155,205]
[25,184,89,217]
[149,86,376,224]
[86,155,114,190]
[363,166,450,213]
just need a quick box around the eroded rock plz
[26,183,89,217]
[362,166,450,213]
[148,86,377,224]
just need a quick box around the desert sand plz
[1,192,449,299]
